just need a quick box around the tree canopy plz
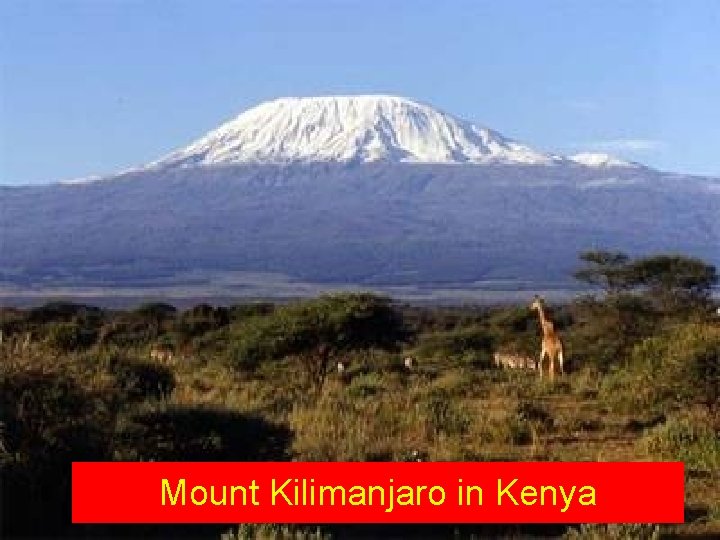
[574,250,717,310]
[229,293,408,369]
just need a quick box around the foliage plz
[0,369,115,537]
[228,302,275,322]
[115,406,292,462]
[228,293,407,374]
[171,304,230,345]
[415,326,493,366]
[131,302,178,335]
[600,322,720,412]
[102,354,176,401]
[626,254,717,309]
[27,301,104,326]
[638,409,720,473]
[45,321,97,352]
[97,316,157,347]
[423,393,470,438]
[574,250,717,312]
[573,250,631,294]
[566,294,658,371]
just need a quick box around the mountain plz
[149,95,560,168]
[1,95,718,302]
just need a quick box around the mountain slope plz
[2,163,718,291]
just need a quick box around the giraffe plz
[529,296,564,379]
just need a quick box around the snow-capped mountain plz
[1,95,718,301]
[151,95,562,168]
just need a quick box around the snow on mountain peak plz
[150,95,559,168]
[568,152,637,168]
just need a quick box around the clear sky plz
[1,0,719,184]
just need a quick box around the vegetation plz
[1,253,719,539]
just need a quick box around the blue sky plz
[1,0,719,184]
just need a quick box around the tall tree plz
[229,293,408,391]
[573,250,631,295]
[625,254,717,312]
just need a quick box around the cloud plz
[577,138,665,152]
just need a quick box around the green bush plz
[423,394,470,438]
[102,354,175,401]
[516,401,554,430]
[45,321,96,352]
[639,410,720,473]
[415,326,493,365]
[565,295,657,372]
[600,322,720,412]
[28,301,104,325]
[0,371,114,537]
[346,372,384,398]
[97,317,157,347]
[171,304,230,343]
[228,293,407,371]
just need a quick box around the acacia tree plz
[230,293,408,391]
[573,250,718,368]
[575,250,717,310]
[624,255,717,312]
[573,250,631,296]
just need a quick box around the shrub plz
[114,406,293,462]
[172,304,230,342]
[103,355,175,401]
[638,410,720,473]
[0,371,114,537]
[565,295,657,372]
[423,394,470,438]
[27,301,103,325]
[415,327,493,364]
[515,401,554,430]
[600,322,720,412]
[346,372,384,398]
[228,302,275,322]
[97,317,157,347]
[228,294,407,388]
[45,321,95,352]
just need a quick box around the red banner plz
[72,462,684,524]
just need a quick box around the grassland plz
[1,292,719,539]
